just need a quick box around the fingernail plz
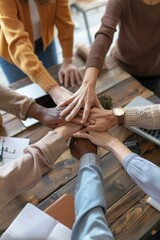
[65,117,70,122]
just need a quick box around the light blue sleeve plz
[71,153,114,240]
[123,153,160,204]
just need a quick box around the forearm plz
[83,67,99,87]
[85,34,111,74]
[0,131,67,209]
[105,138,132,164]
[72,153,113,240]
[123,153,160,204]
[124,105,160,129]
[48,85,72,105]
[107,136,160,203]
[0,84,35,120]
[56,0,74,59]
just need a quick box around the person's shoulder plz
[116,0,131,12]
[107,0,127,8]
[116,0,129,6]
[106,0,126,13]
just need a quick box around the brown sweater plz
[86,0,160,76]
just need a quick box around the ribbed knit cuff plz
[124,107,140,126]
[34,70,58,93]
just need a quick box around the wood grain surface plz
[0,56,159,239]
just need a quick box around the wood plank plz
[99,76,153,107]
[0,116,26,137]
[109,196,160,240]
[96,66,131,95]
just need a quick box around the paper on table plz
[1,203,57,240]
[1,203,72,240]
[0,136,30,166]
[48,223,72,240]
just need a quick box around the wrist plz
[112,107,125,126]
[26,103,45,121]
[48,84,59,102]
[106,137,132,164]
[55,126,70,142]
[83,67,99,87]
[55,123,81,142]
[63,57,73,64]
[48,85,72,105]
[104,137,119,151]
[105,110,118,125]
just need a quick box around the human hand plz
[58,67,101,123]
[58,61,82,88]
[69,137,97,160]
[73,131,117,150]
[73,131,132,164]
[38,106,67,129]
[55,122,83,142]
[27,103,66,128]
[59,83,101,123]
[81,107,117,132]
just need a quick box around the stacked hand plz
[27,104,67,129]
[70,137,97,160]
[76,107,117,132]
[59,67,101,123]
[73,130,116,150]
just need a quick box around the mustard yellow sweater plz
[0,0,74,92]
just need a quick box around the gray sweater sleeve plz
[123,153,160,204]
[0,84,35,120]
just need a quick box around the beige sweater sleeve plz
[0,131,67,210]
[0,84,35,120]
[124,105,160,129]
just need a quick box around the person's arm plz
[0,0,73,105]
[0,84,66,128]
[0,131,66,210]
[0,1,58,93]
[124,105,160,129]
[70,138,114,240]
[73,131,160,204]
[59,0,122,123]
[55,0,82,88]
[0,84,35,120]
[123,153,160,204]
[82,104,160,132]
[0,123,81,209]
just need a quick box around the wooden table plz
[0,56,160,240]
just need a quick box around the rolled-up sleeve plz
[123,153,160,204]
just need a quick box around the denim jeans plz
[133,75,160,98]
[0,38,58,84]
